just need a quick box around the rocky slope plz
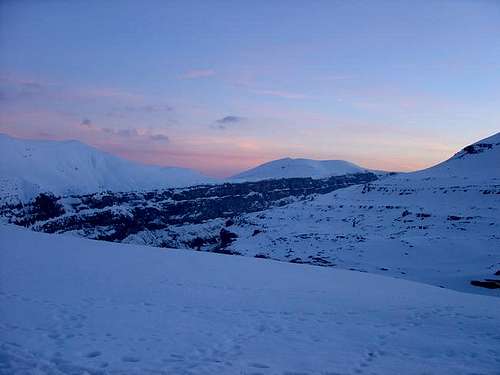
[0,173,378,250]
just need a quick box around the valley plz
[1,133,499,295]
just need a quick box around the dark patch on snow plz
[470,279,500,289]
[461,143,493,156]
[254,254,270,259]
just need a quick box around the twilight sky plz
[0,0,499,177]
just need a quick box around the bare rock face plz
[219,228,238,249]
[1,173,378,247]
[32,193,65,222]
[470,280,500,289]
[462,143,493,156]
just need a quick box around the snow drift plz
[1,224,499,374]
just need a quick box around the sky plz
[0,0,499,177]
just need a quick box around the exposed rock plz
[470,279,500,289]
[254,254,270,259]
[416,213,431,218]
[2,173,377,247]
[462,143,493,156]
[32,193,65,222]
[219,228,238,248]
[401,210,411,217]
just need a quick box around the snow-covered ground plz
[231,157,372,181]
[0,134,216,203]
[126,133,500,296]
[1,224,499,375]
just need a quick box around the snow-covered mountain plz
[0,134,216,202]
[231,157,372,181]
[102,132,499,295]
[204,132,500,294]
[1,224,499,374]
[1,132,498,295]
[408,131,500,180]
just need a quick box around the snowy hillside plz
[117,132,499,295]
[215,133,500,292]
[1,224,499,375]
[409,131,500,180]
[2,133,497,295]
[0,134,215,202]
[231,157,372,181]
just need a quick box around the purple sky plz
[1,0,499,177]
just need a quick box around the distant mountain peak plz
[231,157,372,181]
[0,134,215,203]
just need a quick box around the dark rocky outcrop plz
[462,143,493,156]
[32,193,65,222]
[1,173,378,247]
[219,228,238,248]
[470,279,500,289]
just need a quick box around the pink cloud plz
[320,74,353,81]
[67,87,145,103]
[180,69,216,80]
[230,73,308,100]
[251,89,307,99]
[0,73,146,105]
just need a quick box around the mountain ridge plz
[0,133,215,203]
[1,132,498,202]
[231,157,373,181]
[0,132,498,294]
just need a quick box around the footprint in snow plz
[249,362,270,369]
[85,350,101,358]
[122,355,141,363]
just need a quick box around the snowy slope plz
[132,132,500,295]
[228,133,500,292]
[408,131,500,180]
[1,224,499,375]
[0,134,216,202]
[231,157,371,181]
